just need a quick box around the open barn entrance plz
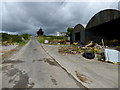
[75,32,80,42]
[85,17,120,45]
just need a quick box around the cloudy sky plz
[1,0,119,35]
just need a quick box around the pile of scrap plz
[85,41,93,47]
[58,40,120,64]
[58,45,100,55]
[85,41,103,49]
[58,42,106,61]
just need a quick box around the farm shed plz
[85,9,120,44]
[71,24,85,43]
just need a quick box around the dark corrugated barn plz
[71,24,85,43]
[85,9,120,45]
[119,1,120,10]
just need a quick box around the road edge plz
[40,44,89,89]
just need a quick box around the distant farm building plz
[56,32,66,36]
[85,9,120,44]
[71,24,85,43]
[71,9,120,45]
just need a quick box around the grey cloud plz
[2,2,118,35]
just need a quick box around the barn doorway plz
[75,32,80,42]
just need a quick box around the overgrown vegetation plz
[0,33,31,45]
[37,35,68,45]
[21,34,31,40]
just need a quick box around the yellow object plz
[73,42,78,45]
[93,48,99,53]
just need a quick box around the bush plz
[1,33,31,44]
[11,35,22,43]
[21,34,30,40]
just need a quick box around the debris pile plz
[58,45,102,55]
[58,44,106,61]
[58,40,119,64]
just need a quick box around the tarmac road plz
[2,37,85,88]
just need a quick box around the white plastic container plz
[105,49,120,63]
[44,40,49,44]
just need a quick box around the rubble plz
[58,41,119,64]
[58,45,101,55]
[85,41,93,47]
[58,44,106,62]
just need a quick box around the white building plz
[56,32,66,36]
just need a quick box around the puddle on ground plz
[2,59,34,88]
[3,67,35,88]
[75,70,92,84]
[2,59,24,64]
[13,70,35,88]
[13,71,29,88]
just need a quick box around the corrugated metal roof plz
[72,24,84,33]
[86,9,120,29]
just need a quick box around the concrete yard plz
[42,44,118,88]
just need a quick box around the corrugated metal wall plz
[85,9,120,44]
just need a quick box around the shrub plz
[21,34,30,40]
[1,33,31,44]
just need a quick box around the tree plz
[66,27,74,37]
[66,27,74,42]
[37,28,44,36]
